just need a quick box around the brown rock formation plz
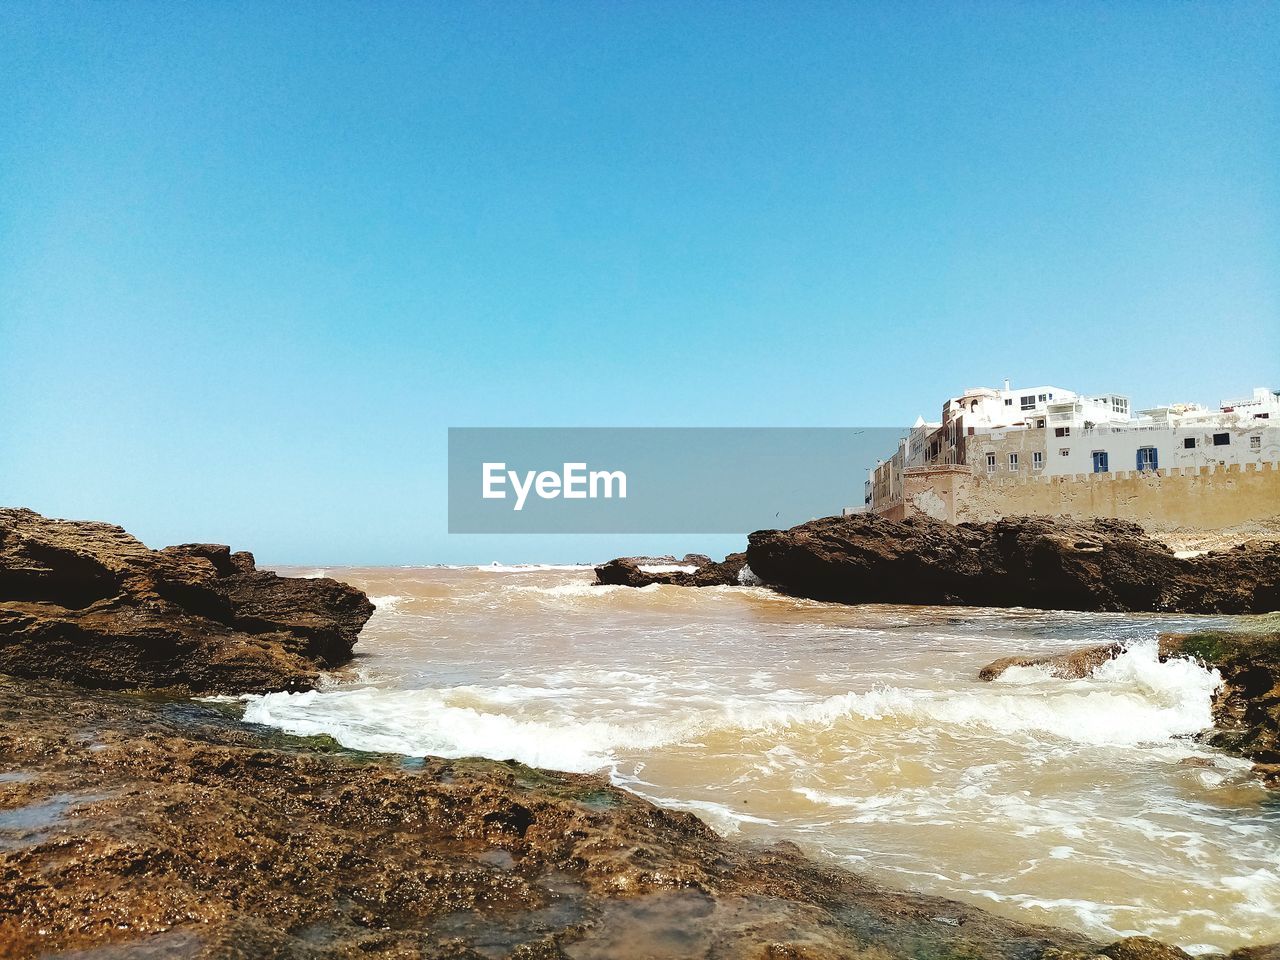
[977,637,1191,681]
[0,508,373,694]
[745,514,1280,613]
[594,552,748,588]
[1162,624,1280,784]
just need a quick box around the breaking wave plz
[474,562,597,573]
[242,642,1221,773]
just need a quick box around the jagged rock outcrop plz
[0,508,373,693]
[0,676,1234,959]
[595,552,749,588]
[745,514,1280,613]
[977,637,1187,681]
[1163,625,1280,784]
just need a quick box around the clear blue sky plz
[2,2,1276,564]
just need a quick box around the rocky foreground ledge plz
[0,677,1252,960]
[599,514,1280,614]
[0,508,373,693]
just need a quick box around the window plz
[1009,453,1019,469]
[1054,426,1070,438]
[967,426,975,436]
[1183,437,1196,449]
[1251,435,1262,451]
[1004,398,1012,406]
[1038,393,1047,402]
[986,453,997,472]
[1111,397,1128,414]
[1092,450,1109,473]
[1020,395,1036,411]
[1032,451,1044,469]
[1059,448,1070,457]
[1256,413,1271,420]
[1136,446,1158,471]
[1213,433,1230,446]
[1036,418,1046,429]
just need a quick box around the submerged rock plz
[0,677,1228,959]
[0,508,373,693]
[1162,624,1280,785]
[745,514,1280,613]
[977,637,1189,681]
[594,552,748,588]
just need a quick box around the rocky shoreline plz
[1,509,1276,957]
[1,676,1144,959]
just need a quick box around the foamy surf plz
[474,562,597,573]
[242,642,1222,771]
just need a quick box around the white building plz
[865,384,1280,512]
[1045,386,1280,477]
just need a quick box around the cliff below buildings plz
[743,514,1280,614]
[598,513,1280,615]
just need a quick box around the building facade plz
[862,384,1280,528]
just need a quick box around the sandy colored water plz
[243,566,1280,953]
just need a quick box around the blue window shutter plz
[1136,449,1143,470]
[1152,448,1158,470]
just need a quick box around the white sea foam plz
[241,642,1222,775]
[369,594,404,612]
[637,564,699,574]
[502,581,659,598]
[975,641,1221,745]
[475,562,597,573]
[242,686,675,771]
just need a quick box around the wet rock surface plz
[977,637,1184,682]
[745,514,1280,613]
[594,552,748,588]
[0,677,1235,960]
[1163,622,1280,785]
[0,509,374,694]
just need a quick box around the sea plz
[237,564,1280,953]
